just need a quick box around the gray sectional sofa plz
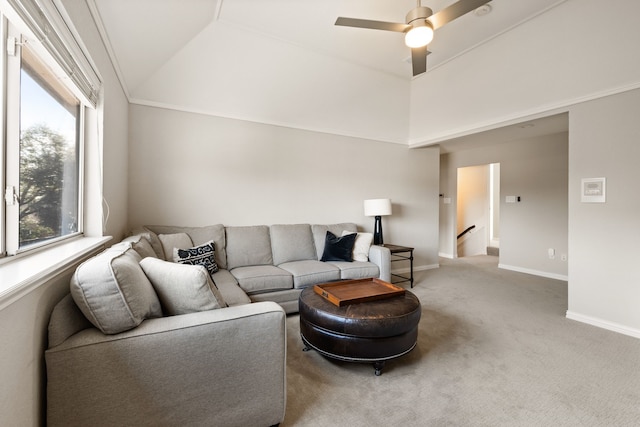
[45,222,390,426]
[142,222,391,313]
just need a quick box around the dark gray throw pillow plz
[173,240,219,276]
[321,231,357,262]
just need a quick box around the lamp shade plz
[364,199,392,217]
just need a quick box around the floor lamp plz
[364,198,392,245]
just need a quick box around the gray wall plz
[440,132,569,279]
[567,88,640,335]
[128,104,441,269]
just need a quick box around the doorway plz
[456,163,500,258]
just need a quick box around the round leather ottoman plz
[299,286,421,375]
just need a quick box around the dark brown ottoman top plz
[299,286,421,374]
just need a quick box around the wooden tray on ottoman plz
[313,278,405,307]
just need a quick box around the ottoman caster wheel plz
[373,361,385,376]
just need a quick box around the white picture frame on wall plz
[581,177,606,203]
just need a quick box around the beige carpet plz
[281,256,640,426]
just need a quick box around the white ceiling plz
[89,0,569,146]
[92,0,565,88]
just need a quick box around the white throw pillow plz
[342,231,373,262]
[140,258,227,315]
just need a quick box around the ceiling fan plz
[335,0,492,77]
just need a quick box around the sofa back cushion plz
[158,232,193,260]
[311,223,358,261]
[121,234,158,260]
[70,245,162,334]
[226,225,273,270]
[270,224,316,265]
[144,225,227,269]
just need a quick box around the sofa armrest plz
[46,302,286,427]
[368,244,391,282]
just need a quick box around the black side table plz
[381,244,414,288]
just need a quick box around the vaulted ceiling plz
[88,0,569,146]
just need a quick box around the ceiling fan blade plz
[335,17,409,33]
[411,46,428,76]
[427,0,491,30]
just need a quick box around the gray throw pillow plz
[140,258,227,315]
[130,236,158,259]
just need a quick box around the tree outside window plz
[19,48,79,248]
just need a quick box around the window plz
[1,0,101,258]
[18,44,81,249]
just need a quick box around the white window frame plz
[0,0,101,258]
[3,22,85,255]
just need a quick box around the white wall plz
[409,0,640,146]
[440,132,569,279]
[0,1,129,425]
[128,104,440,269]
[131,20,410,144]
[567,88,640,337]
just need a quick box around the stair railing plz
[457,225,476,240]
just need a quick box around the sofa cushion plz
[140,258,227,315]
[230,265,293,295]
[132,237,158,259]
[70,246,163,334]
[329,261,380,280]
[226,225,273,270]
[320,231,357,262]
[270,224,317,265]
[278,260,340,289]
[174,240,219,276]
[211,269,251,306]
[145,225,227,269]
[158,233,193,260]
[342,231,373,262]
[312,223,358,261]
[133,228,166,260]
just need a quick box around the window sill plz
[0,236,111,310]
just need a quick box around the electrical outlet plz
[548,248,555,259]
[561,254,567,261]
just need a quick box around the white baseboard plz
[438,252,454,259]
[391,264,439,275]
[566,311,640,339]
[498,263,568,281]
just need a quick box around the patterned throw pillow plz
[173,240,219,276]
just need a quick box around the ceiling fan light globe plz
[404,25,434,48]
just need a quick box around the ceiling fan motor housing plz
[406,6,433,26]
